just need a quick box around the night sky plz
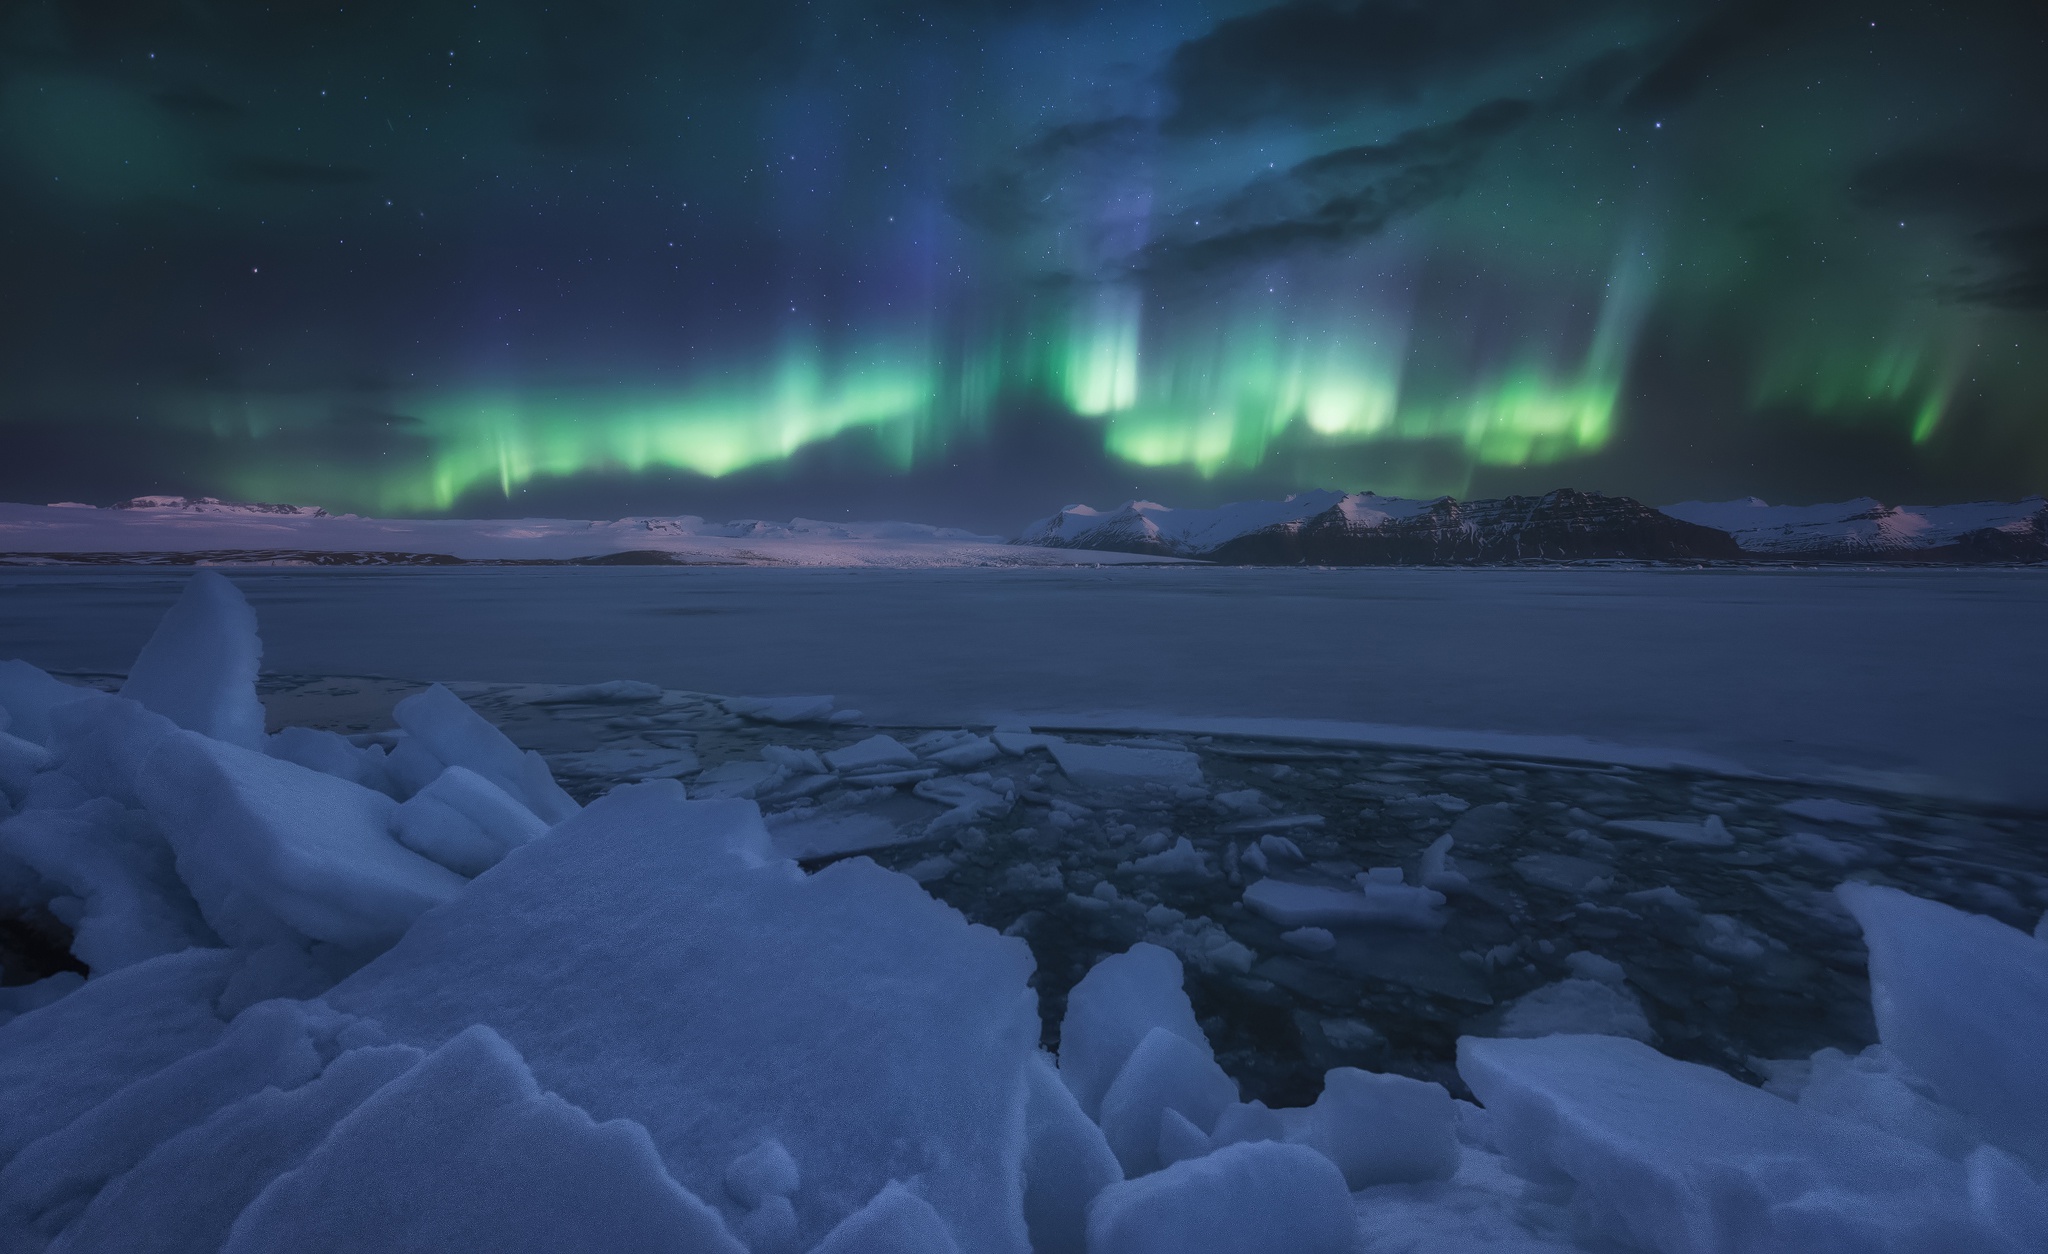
[2,0,2043,529]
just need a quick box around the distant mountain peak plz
[110,496,330,517]
[1019,489,2048,564]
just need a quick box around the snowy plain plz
[0,565,2042,806]
[1,568,2046,1251]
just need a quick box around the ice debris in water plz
[0,571,2044,1251]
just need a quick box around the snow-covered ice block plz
[1458,1033,2034,1254]
[117,572,267,751]
[393,765,550,878]
[809,1181,959,1254]
[0,948,238,1165]
[1243,878,1446,930]
[52,1044,421,1254]
[266,726,396,795]
[1020,1053,1120,1254]
[1098,1026,1239,1177]
[137,731,465,952]
[1058,943,1210,1122]
[930,736,1002,769]
[823,733,920,772]
[1281,926,1336,954]
[0,732,51,804]
[1497,979,1653,1043]
[1125,836,1213,878]
[721,694,836,724]
[0,798,214,972]
[1292,1066,1457,1188]
[0,662,87,748]
[0,998,327,1249]
[390,684,578,823]
[222,1025,743,1254]
[1838,882,2048,1173]
[325,783,1039,1252]
[45,693,180,809]
[992,731,1061,756]
[1209,1100,1287,1150]
[1050,742,1202,789]
[760,744,827,774]
[915,776,1013,833]
[1085,1141,1357,1254]
[1796,1044,1981,1160]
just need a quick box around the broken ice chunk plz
[1241,879,1446,930]
[823,734,920,773]
[0,660,89,748]
[220,1025,745,1254]
[991,731,1061,756]
[1280,927,1336,954]
[137,731,464,952]
[1458,1033,2022,1254]
[1058,944,1210,1122]
[1084,1141,1356,1254]
[759,745,827,774]
[118,571,267,751]
[914,776,1012,833]
[1097,1026,1239,1176]
[1124,837,1214,879]
[393,765,550,878]
[1291,1066,1458,1188]
[1257,834,1305,862]
[1049,742,1203,790]
[1838,882,2048,1175]
[392,684,578,824]
[720,695,836,724]
[1496,979,1654,1043]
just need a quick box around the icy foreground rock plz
[0,571,2044,1251]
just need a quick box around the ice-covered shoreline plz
[1,574,2045,1250]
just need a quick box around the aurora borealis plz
[2,1,2043,526]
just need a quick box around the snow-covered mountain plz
[1019,490,2048,564]
[1018,489,1742,564]
[1660,496,2048,561]
[0,500,1183,568]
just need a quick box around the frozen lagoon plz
[1,565,2042,806]
[4,569,2048,1251]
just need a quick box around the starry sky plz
[2,0,2043,528]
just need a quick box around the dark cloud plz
[1162,0,1606,133]
[1145,97,1535,272]
[1853,150,2048,310]
[947,116,1148,234]
[1961,218,2048,312]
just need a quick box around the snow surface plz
[0,501,1181,568]
[0,574,2044,1249]
[6,565,2039,805]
